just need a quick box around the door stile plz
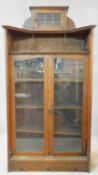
[44,56,50,155]
[48,56,54,155]
[9,55,16,154]
[81,56,89,154]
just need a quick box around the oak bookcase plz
[3,6,95,171]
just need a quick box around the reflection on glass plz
[16,109,44,152]
[54,58,83,152]
[14,58,44,152]
[15,58,43,79]
[15,82,43,106]
[54,58,83,80]
[54,110,82,134]
[54,137,82,152]
[55,82,83,106]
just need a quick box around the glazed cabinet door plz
[48,55,88,155]
[10,55,49,155]
[10,54,88,156]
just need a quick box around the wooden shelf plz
[15,78,82,83]
[16,105,81,110]
[16,127,81,137]
[17,128,43,134]
[55,79,83,83]
[55,131,81,137]
[15,78,44,83]
[55,105,82,110]
[9,50,89,55]
[16,106,43,109]
[55,71,82,73]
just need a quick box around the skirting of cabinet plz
[9,156,88,172]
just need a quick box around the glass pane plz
[53,14,61,27]
[46,14,52,25]
[54,58,83,152]
[54,137,82,152]
[37,13,61,27]
[14,57,44,152]
[37,13,47,26]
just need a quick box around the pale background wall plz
[0,0,98,174]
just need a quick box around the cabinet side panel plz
[4,29,13,171]
[87,29,94,171]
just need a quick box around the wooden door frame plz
[48,54,88,156]
[9,54,49,156]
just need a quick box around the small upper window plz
[37,13,61,27]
